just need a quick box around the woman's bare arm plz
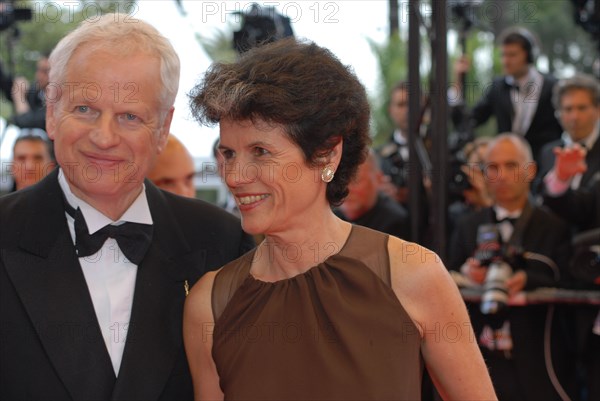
[183,271,225,401]
[388,237,497,401]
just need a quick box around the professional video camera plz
[0,0,32,32]
[474,224,525,322]
[233,3,294,54]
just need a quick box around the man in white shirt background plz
[537,73,600,194]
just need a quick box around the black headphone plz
[500,27,540,64]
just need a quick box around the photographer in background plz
[543,144,600,401]
[449,133,575,400]
[377,81,429,242]
[452,27,562,162]
[536,73,600,195]
[448,137,494,237]
[0,54,49,130]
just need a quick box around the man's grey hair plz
[486,133,534,164]
[48,13,180,109]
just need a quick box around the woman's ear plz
[327,138,344,170]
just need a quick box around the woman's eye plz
[125,113,138,121]
[254,147,268,156]
[221,149,235,160]
[76,106,89,113]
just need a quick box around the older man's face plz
[46,47,172,205]
[484,139,535,209]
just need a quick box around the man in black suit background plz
[455,27,562,161]
[377,82,429,243]
[535,73,600,194]
[449,133,575,400]
[0,14,254,401]
[336,150,409,239]
[542,142,600,401]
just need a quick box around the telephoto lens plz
[474,224,513,318]
[480,260,512,315]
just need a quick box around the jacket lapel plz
[527,76,552,132]
[4,170,115,400]
[500,80,515,122]
[111,183,205,400]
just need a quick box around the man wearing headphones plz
[458,27,563,162]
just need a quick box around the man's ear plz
[157,107,174,154]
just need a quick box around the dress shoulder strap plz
[341,225,391,286]
[211,250,255,322]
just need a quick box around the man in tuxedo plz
[0,14,254,401]
[449,133,575,400]
[378,81,412,206]
[535,73,600,194]
[377,82,429,242]
[458,27,562,161]
[543,144,600,400]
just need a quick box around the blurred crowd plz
[1,21,599,401]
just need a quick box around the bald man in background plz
[147,134,196,198]
[336,150,409,239]
[11,130,55,191]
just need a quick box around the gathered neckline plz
[247,225,355,284]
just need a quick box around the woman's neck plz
[251,214,352,282]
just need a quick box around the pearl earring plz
[321,165,335,183]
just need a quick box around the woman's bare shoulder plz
[386,236,465,333]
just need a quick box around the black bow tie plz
[64,202,153,265]
[497,217,518,225]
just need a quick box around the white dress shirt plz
[393,129,410,162]
[494,205,522,242]
[58,169,153,376]
[507,67,543,136]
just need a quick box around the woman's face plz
[218,118,329,235]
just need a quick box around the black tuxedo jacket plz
[544,179,600,232]
[448,205,575,400]
[448,204,571,288]
[535,131,600,193]
[471,74,562,160]
[337,193,409,240]
[0,169,254,400]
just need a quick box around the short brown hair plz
[190,38,371,205]
[552,73,600,110]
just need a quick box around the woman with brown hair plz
[184,38,496,401]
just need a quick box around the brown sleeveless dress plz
[211,225,423,400]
